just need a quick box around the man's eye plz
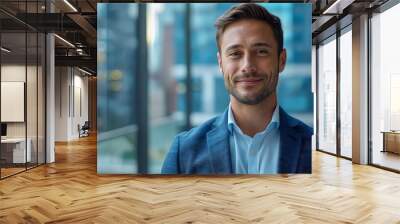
[257,49,269,55]
[228,52,241,58]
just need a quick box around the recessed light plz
[63,0,78,12]
[1,47,11,53]
[54,34,75,48]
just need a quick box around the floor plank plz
[1,134,400,223]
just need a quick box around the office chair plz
[79,121,90,138]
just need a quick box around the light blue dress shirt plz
[228,103,280,174]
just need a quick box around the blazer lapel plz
[206,109,233,174]
[278,107,301,173]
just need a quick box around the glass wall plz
[371,3,400,171]
[317,35,337,154]
[1,31,27,177]
[0,0,46,179]
[97,3,138,173]
[339,27,352,158]
[38,33,45,165]
[27,31,38,169]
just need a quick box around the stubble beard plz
[225,71,278,105]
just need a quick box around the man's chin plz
[233,94,264,105]
[231,88,273,105]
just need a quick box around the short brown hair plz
[214,3,283,53]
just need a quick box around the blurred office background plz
[97,3,312,174]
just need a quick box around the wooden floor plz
[0,167,26,178]
[1,135,400,223]
[1,163,45,178]
[372,150,400,171]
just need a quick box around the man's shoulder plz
[280,108,313,138]
[176,114,223,142]
[292,117,313,137]
[163,113,227,174]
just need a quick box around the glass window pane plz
[97,3,138,173]
[318,36,337,154]
[339,29,352,158]
[27,31,38,169]
[26,0,40,169]
[371,4,400,171]
[1,30,28,177]
[38,32,45,165]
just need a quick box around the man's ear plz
[217,51,223,74]
[278,48,287,73]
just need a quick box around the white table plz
[1,138,31,163]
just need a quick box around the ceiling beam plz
[55,55,96,71]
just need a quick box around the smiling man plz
[162,3,312,174]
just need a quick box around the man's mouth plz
[235,77,263,86]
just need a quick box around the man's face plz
[217,19,286,105]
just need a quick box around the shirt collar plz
[227,102,280,135]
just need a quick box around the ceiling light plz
[54,34,75,48]
[76,48,85,55]
[322,0,354,15]
[78,67,93,76]
[1,47,11,53]
[63,0,78,12]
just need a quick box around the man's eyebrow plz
[224,43,272,52]
[224,44,242,53]
[252,43,272,48]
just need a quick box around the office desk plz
[1,138,31,163]
[382,131,400,154]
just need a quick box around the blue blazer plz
[161,107,313,174]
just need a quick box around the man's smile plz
[235,77,264,87]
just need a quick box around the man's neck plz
[230,94,277,137]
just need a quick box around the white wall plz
[55,67,89,141]
[55,66,69,141]
[71,71,89,138]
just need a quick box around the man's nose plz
[241,55,257,74]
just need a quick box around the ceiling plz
[310,0,390,43]
[1,0,97,74]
